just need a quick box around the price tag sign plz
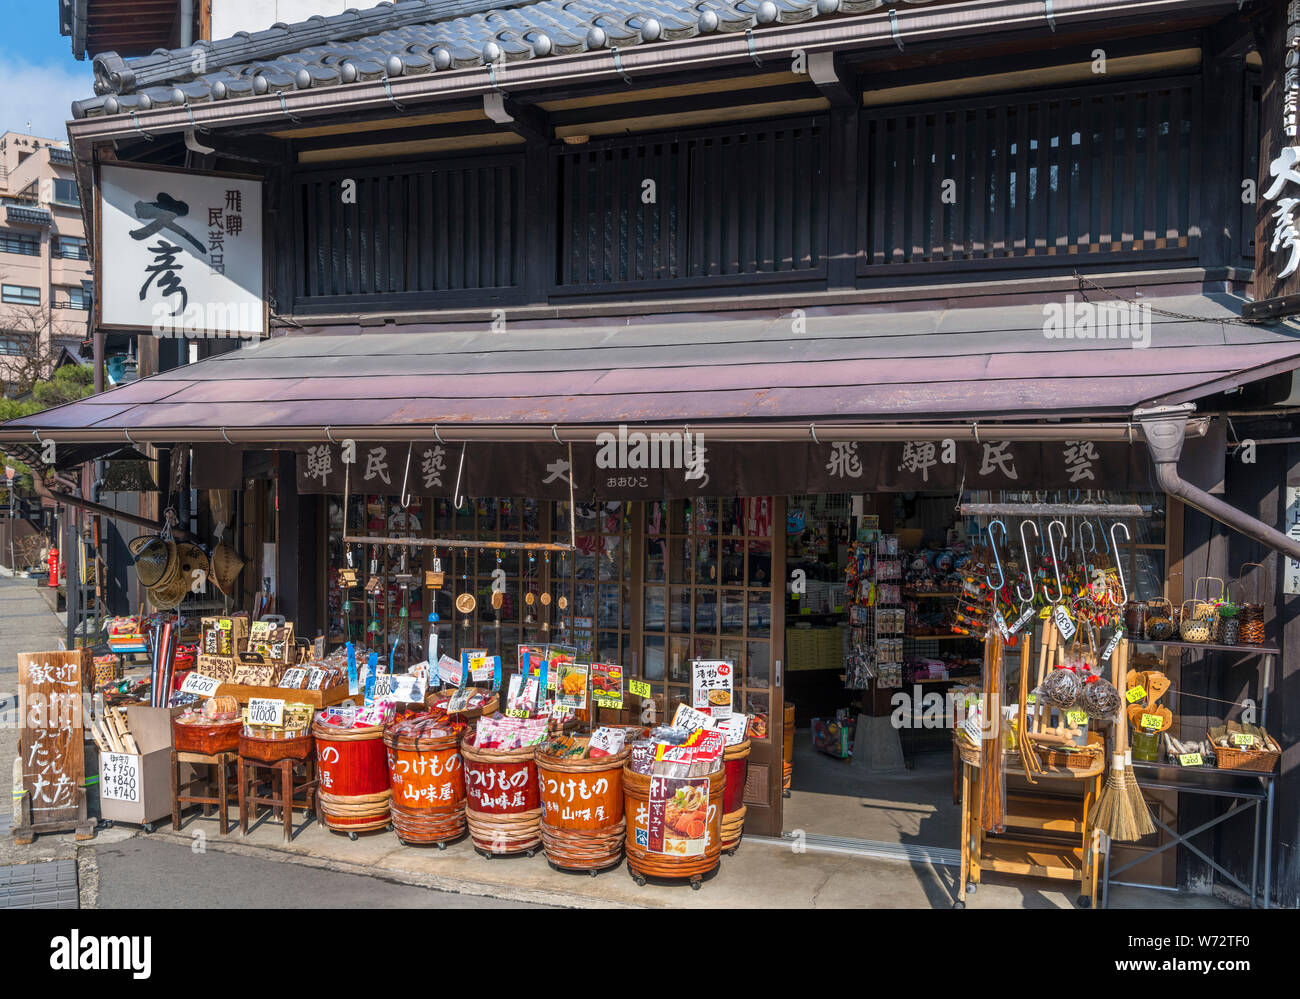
[1008,605,1036,635]
[1101,627,1124,662]
[672,703,715,733]
[179,673,221,698]
[390,673,427,703]
[1178,753,1204,767]
[505,706,531,718]
[101,752,140,802]
[247,698,285,727]
[993,609,1011,642]
[1140,713,1163,730]
[1052,605,1077,640]
[1065,710,1089,727]
[1231,732,1256,747]
[629,680,652,699]
[372,673,394,698]
[1126,686,1148,704]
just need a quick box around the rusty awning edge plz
[0,418,1209,447]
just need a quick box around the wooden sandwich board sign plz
[13,649,95,843]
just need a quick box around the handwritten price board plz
[180,673,221,697]
[1178,753,1204,767]
[247,698,286,727]
[100,752,141,802]
[629,680,651,699]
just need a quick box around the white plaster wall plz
[212,0,354,41]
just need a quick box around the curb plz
[143,828,654,909]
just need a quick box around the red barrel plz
[720,739,751,855]
[314,722,391,835]
[461,737,542,855]
[384,727,466,845]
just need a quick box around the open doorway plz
[781,491,981,850]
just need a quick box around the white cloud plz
[0,59,96,142]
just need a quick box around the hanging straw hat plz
[129,534,177,589]
[175,542,210,593]
[147,569,189,610]
[211,539,245,596]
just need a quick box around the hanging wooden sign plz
[13,649,95,843]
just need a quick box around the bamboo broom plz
[1091,629,1125,836]
[1117,640,1155,837]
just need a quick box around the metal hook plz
[1078,521,1094,579]
[1017,520,1039,603]
[275,91,302,125]
[1080,520,1099,555]
[399,441,414,507]
[1109,521,1130,605]
[129,111,155,142]
[809,424,820,445]
[433,425,445,445]
[889,8,904,50]
[1044,519,1067,603]
[744,28,763,67]
[985,519,1008,591]
[381,76,407,112]
[184,102,209,134]
[611,46,633,85]
[220,427,234,445]
[123,428,137,446]
[452,442,467,510]
[324,426,336,444]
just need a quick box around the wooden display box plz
[201,615,249,657]
[213,681,352,709]
[99,705,188,828]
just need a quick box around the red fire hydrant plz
[48,546,59,587]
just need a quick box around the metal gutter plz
[66,0,1239,144]
[0,419,1206,447]
[1135,404,1300,561]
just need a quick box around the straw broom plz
[1093,640,1154,841]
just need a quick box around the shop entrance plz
[781,492,977,851]
[779,490,1175,857]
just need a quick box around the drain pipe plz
[1134,404,1300,562]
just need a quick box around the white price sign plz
[247,698,285,727]
[180,673,221,697]
[1052,605,1077,640]
[672,703,716,733]
[101,752,140,802]
[390,673,427,702]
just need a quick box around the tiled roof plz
[73,0,923,119]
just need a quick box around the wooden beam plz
[483,92,551,144]
[808,52,857,109]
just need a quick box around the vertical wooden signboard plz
[12,649,94,844]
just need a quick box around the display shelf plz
[1131,637,1279,656]
[1004,794,1086,834]
[981,836,1085,880]
[907,633,980,641]
[1129,759,1274,795]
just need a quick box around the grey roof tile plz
[72,0,935,119]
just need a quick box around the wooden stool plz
[239,755,318,843]
[171,750,238,835]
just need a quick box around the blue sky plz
[0,2,98,140]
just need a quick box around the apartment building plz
[0,131,92,395]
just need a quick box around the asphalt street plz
[90,837,549,908]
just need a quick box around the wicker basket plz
[1038,731,1105,771]
[1236,563,1267,646]
[1212,740,1279,773]
[1144,599,1178,641]
[1179,601,1212,643]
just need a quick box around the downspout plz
[180,0,193,48]
[1135,404,1300,561]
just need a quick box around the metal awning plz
[4,293,1298,445]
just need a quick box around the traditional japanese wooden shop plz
[5,0,1300,905]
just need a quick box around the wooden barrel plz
[313,721,391,835]
[783,702,796,792]
[239,731,313,764]
[720,739,751,855]
[623,764,725,887]
[536,747,630,873]
[383,727,466,846]
[461,737,543,856]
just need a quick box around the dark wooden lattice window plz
[557,117,829,290]
[293,154,524,304]
[861,79,1200,272]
